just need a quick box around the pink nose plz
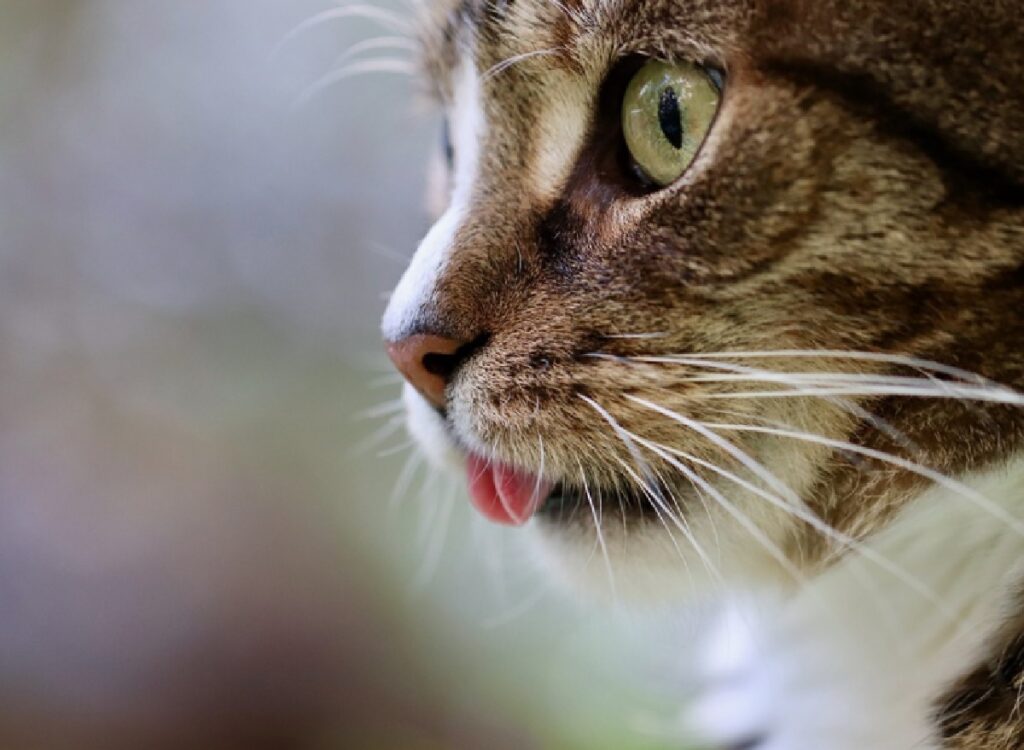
[386,334,466,409]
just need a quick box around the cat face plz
[382,0,1024,594]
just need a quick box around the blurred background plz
[0,2,679,747]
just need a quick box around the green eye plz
[621,60,722,188]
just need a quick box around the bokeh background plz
[0,2,681,747]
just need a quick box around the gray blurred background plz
[0,2,675,748]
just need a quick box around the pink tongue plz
[465,454,553,526]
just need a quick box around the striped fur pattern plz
[378,1,1024,746]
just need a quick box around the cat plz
[379,1,1024,747]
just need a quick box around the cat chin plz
[526,508,798,605]
[403,384,801,601]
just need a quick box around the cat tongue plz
[465,454,553,526]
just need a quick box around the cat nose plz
[386,333,468,409]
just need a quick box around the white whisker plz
[658,349,1002,386]
[597,352,923,451]
[367,241,413,266]
[414,467,443,549]
[578,458,617,599]
[376,439,415,458]
[645,437,951,615]
[368,373,404,388]
[626,395,804,509]
[703,421,1024,538]
[580,394,717,582]
[274,3,411,58]
[413,476,458,591]
[483,47,561,80]
[629,432,806,585]
[352,413,405,455]
[354,398,404,420]
[294,58,418,108]
[389,450,424,514]
[615,458,695,579]
[330,35,418,69]
[596,352,1023,405]
[700,385,1023,403]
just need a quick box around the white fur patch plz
[381,63,484,341]
[401,384,465,470]
[682,455,1024,750]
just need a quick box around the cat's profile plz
[379,1,1024,747]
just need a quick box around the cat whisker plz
[701,421,1024,538]
[376,439,416,458]
[662,373,976,388]
[353,398,404,420]
[368,373,404,388]
[671,359,919,447]
[593,351,1022,403]
[583,398,692,572]
[414,467,444,549]
[581,394,712,583]
[697,386,1023,403]
[274,2,412,58]
[352,413,406,455]
[822,395,922,454]
[654,464,723,586]
[626,395,804,509]
[643,436,951,614]
[329,35,419,70]
[578,458,617,598]
[531,435,547,519]
[614,458,696,581]
[689,397,921,457]
[629,396,953,615]
[599,350,1019,395]
[470,513,510,607]
[366,241,413,266]
[412,475,458,591]
[598,352,1007,450]
[389,449,424,515]
[650,349,1001,387]
[293,58,418,109]
[628,431,806,586]
[483,47,562,81]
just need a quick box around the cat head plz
[381,0,1024,596]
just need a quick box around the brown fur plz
[396,0,1024,745]
[939,605,1024,749]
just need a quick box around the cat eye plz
[621,60,722,188]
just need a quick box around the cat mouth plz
[536,483,658,523]
[536,479,655,520]
[464,453,553,526]
[464,452,661,526]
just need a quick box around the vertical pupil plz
[658,87,683,149]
